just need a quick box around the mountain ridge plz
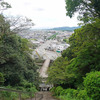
[49,26,81,31]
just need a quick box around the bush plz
[59,93,77,100]
[0,72,4,85]
[0,85,37,100]
[55,86,63,96]
[53,87,78,98]
[83,71,100,100]
[63,88,78,97]
[0,91,18,100]
[52,87,92,100]
[50,87,56,92]
[60,89,66,95]
[77,90,91,100]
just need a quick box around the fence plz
[0,87,33,100]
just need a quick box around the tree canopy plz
[0,0,11,11]
[48,1,100,100]
[0,14,39,87]
[65,0,100,23]
[6,16,35,33]
[48,19,100,88]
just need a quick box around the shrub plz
[55,86,63,96]
[0,72,4,85]
[77,90,91,100]
[0,90,18,100]
[50,87,56,96]
[83,71,100,100]
[59,93,77,100]
[0,85,37,100]
[60,89,66,95]
[50,87,56,92]
[64,88,78,97]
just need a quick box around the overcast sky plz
[4,0,79,29]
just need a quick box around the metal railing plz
[0,87,33,100]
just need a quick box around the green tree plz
[47,57,68,85]
[48,20,100,89]
[0,0,11,11]
[64,21,100,87]
[48,0,100,98]
[84,71,100,100]
[0,14,39,87]
[65,0,100,23]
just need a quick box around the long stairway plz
[39,59,53,91]
[27,59,57,100]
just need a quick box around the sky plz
[4,0,79,29]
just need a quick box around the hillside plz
[49,26,81,31]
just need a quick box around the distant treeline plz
[49,26,81,31]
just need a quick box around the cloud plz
[4,0,79,28]
[33,8,45,11]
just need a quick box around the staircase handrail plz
[0,87,34,100]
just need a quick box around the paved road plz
[27,92,58,100]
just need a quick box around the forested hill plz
[49,26,81,31]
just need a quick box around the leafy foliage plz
[47,57,68,85]
[65,0,100,23]
[0,0,11,11]
[84,71,100,100]
[51,86,91,100]
[48,18,100,100]
[0,14,39,88]
[48,0,100,100]
[48,20,100,89]
[0,72,4,85]
[0,85,37,100]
